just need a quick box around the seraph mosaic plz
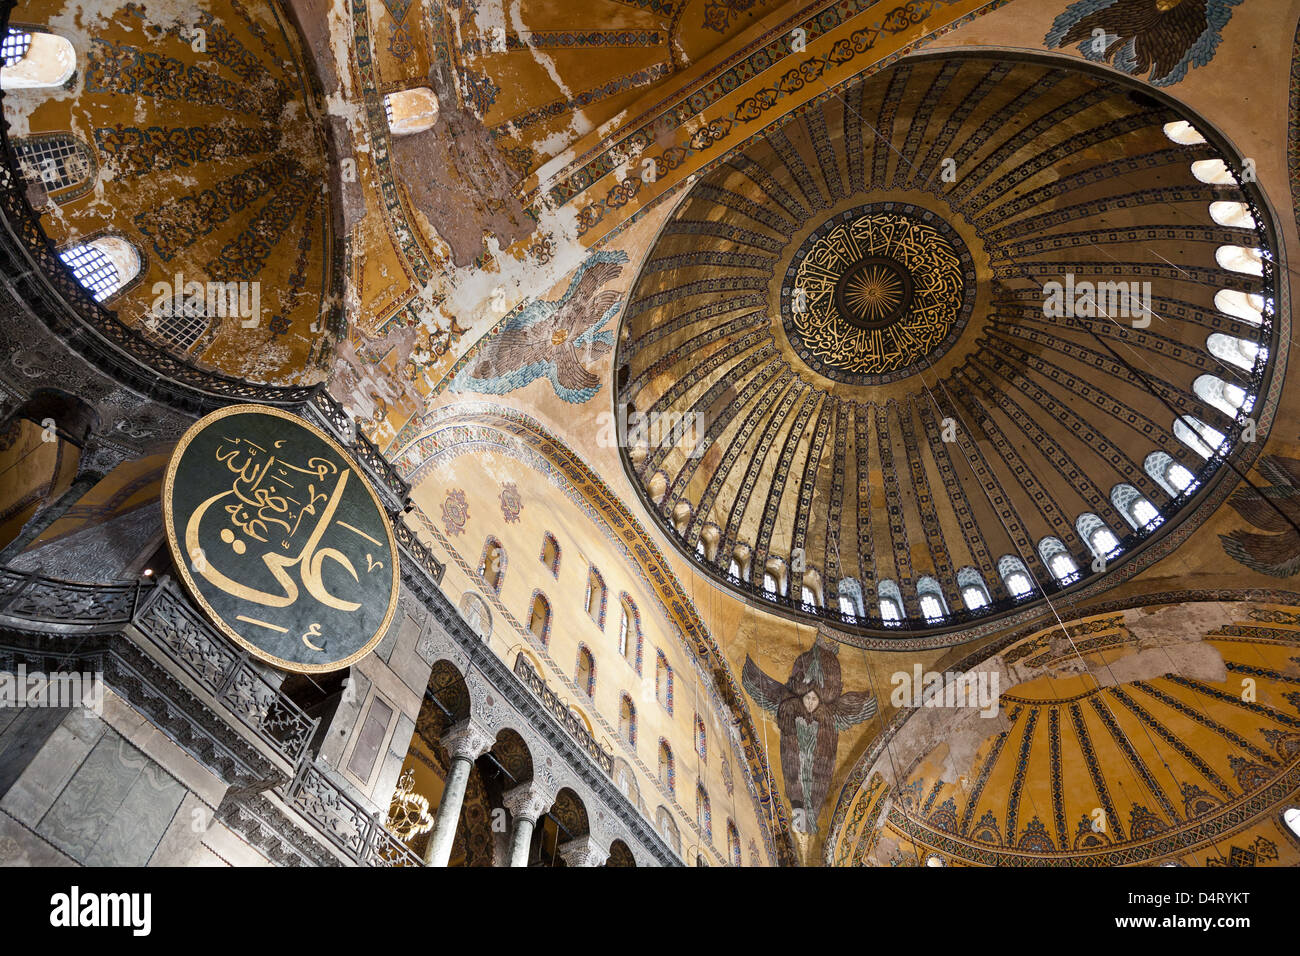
[1220,454,1300,576]
[449,251,627,404]
[1045,0,1243,87]
[742,635,878,833]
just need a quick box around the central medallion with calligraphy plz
[162,405,400,674]
[781,204,975,385]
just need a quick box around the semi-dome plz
[615,52,1280,638]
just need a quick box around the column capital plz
[501,781,555,823]
[557,834,609,868]
[441,718,494,762]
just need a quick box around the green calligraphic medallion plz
[163,405,399,674]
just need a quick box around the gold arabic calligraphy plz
[184,436,370,614]
[789,212,965,377]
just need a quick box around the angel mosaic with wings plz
[742,634,877,833]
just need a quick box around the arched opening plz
[606,839,636,867]
[13,133,95,201]
[916,576,947,622]
[402,662,495,866]
[575,646,595,697]
[144,291,209,355]
[700,523,721,562]
[671,500,692,534]
[956,567,991,610]
[0,30,75,90]
[997,555,1035,598]
[730,543,751,582]
[1174,414,1226,459]
[617,594,639,664]
[1038,537,1078,583]
[1112,483,1162,530]
[655,806,681,855]
[800,567,824,607]
[59,237,140,302]
[1214,245,1264,277]
[1206,332,1263,372]
[458,591,492,640]
[1190,158,1237,185]
[547,788,590,867]
[726,820,742,866]
[1193,373,1253,420]
[762,557,786,597]
[384,87,439,136]
[1214,289,1265,326]
[618,694,636,747]
[695,785,712,844]
[479,537,505,592]
[695,714,707,763]
[1076,513,1121,563]
[614,758,640,806]
[1208,201,1257,229]
[1162,120,1205,145]
[877,579,904,623]
[584,566,606,627]
[657,740,675,795]
[1144,451,1197,498]
[837,577,865,618]
[527,592,550,644]
[655,651,673,713]
[540,532,560,575]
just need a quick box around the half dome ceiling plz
[615,51,1280,637]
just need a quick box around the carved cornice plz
[215,790,343,868]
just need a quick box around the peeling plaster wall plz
[4,0,342,385]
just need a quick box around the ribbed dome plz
[615,52,1280,637]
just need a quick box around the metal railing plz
[306,388,411,507]
[512,653,614,775]
[0,565,420,866]
[0,566,148,629]
[281,758,422,867]
[130,579,318,767]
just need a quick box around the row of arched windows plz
[699,469,1180,623]
[470,530,742,862]
[483,532,685,791]
[674,124,1267,625]
[484,533,654,681]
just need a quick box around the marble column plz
[423,719,494,867]
[501,781,555,867]
[557,834,609,868]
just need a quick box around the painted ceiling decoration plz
[1044,0,1244,88]
[616,51,1281,636]
[6,0,1300,873]
[2,0,342,388]
[782,203,975,384]
[828,599,1300,867]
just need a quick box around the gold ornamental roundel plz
[162,405,400,674]
[782,204,975,384]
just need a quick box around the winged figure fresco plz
[1045,0,1243,87]
[742,633,878,833]
[1220,454,1300,577]
[450,250,627,404]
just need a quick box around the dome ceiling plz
[2,0,341,387]
[830,601,1300,867]
[615,51,1280,637]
